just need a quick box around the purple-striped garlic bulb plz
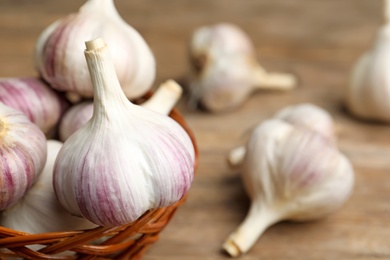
[53,38,195,227]
[228,103,336,167]
[0,140,97,233]
[59,80,183,142]
[34,0,155,101]
[223,119,354,257]
[0,103,47,210]
[0,77,67,135]
[189,23,297,112]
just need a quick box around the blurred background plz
[1,0,390,259]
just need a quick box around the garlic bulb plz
[0,77,67,135]
[223,119,354,257]
[0,103,47,210]
[346,0,390,121]
[189,23,297,112]
[35,0,155,100]
[54,38,195,227]
[228,103,335,167]
[59,80,183,142]
[0,140,97,233]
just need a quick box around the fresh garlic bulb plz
[189,23,297,112]
[346,0,390,121]
[228,103,335,167]
[59,80,183,142]
[0,140,97,233]
[54,38,195,227]
[0,77,67,135]
[35,0,155,101]
[0,103,47,210]
[223,119,354,257]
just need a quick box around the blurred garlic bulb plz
[223,119,354,257]
[54,39,195,227]
[0,77,67,135]
[0,140,97,233]
[59,80,183,142]
[346,0,390,121]
[228,103,335,167]
[0,103,47,210]
[35,0,155,101]
[189,23,297,112]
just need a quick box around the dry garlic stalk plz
[346,0,390,121]
[189,23,297,112]
[59,80,183,142]
[0,103,47,210]
[0,77,67,135]
[0,140,97,233]
[228,103,335,167]
[53,38,195,227]
[35,0,155,101]
[223,119,354,257]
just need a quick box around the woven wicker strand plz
[0,108,198,260]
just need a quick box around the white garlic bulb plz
[35,0,155,101]
[228,103,335,167]
[346,0,390,121]
[0,140,97,233]
[223,119,354,257]
[0,103,47,210]
[0,77,67,135]
[54,38,195,227]
[59,80,183,142]
[189,23,297,112]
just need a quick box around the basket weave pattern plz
[0,108,198,260]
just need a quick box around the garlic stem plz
[141,80,183,114]
[252,65,297,91]
[85,38,130,117]
[223,203,280,257]
[227,146,246,167]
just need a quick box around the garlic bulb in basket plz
[223,119,354,257]
[35,0,155,101]
[0,77,67,135]
[189,23,297,112]
[54,38,195,227]
[59,80,183,142]
[346,0,390,122]
[0,103,47,210]
[0,140,97,233]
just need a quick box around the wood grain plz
[0,0,389,259]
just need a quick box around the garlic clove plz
[58,79,184,142]
[223,119,354,257]
[54,38,195,227]
[189,23,297,112]
[346,0,390,122]
[0,77,68,135]
[35,0,155,100]
[0,140,97,234]
[0,102,47,210]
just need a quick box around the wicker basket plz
[0,107,198,260]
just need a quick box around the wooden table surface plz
[1,0,390,259]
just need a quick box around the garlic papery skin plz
[0,140,97,234]
[346,1,390,122]
[58,79,184,142]
[189,23,297,112]
[223,119,354,257]
[54,38,195,227]
[35,0,155,100]
[0,103,47,210]
[227,103,335,167]
[0,77,67,135]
